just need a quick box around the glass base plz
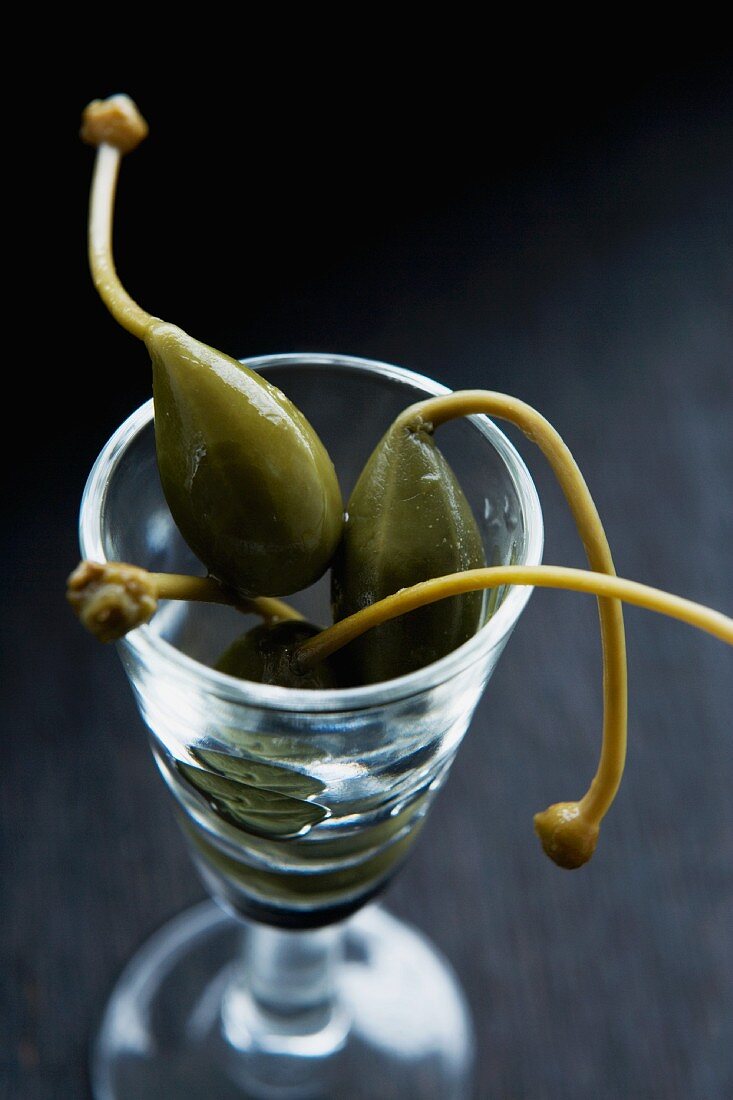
[91,900,474,1099]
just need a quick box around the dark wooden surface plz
[3,60,732,1099]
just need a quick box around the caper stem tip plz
[81,95,148,153]
[533,801,599,869]
[66,560,157,643]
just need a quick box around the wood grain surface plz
[3,66,732,1099]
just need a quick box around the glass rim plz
[79,352,544,712]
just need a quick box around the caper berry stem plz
[83,96,153,339]
[296,562,731,868]
[153,572,303,624]
[296,565,733,665]
[67,560,303,643]
[395,391,627,836]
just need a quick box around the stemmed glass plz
[80,353,543,1099]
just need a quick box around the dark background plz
[3,45,732,1098]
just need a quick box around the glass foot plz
[92,900,474,1099]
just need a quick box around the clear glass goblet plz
[80,353,543,1099]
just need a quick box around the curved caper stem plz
[396,391,627,847]
[296,565,733,662]
[82,95,153,339]
[67,560,303,643]
[295,564,731,867]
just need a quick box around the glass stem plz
[222,919,349,1091]
[249,921,342,1022]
